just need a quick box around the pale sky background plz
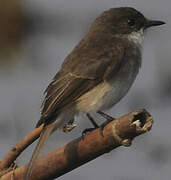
[0,0,171,180]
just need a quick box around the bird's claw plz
[99,118,114,136]
[83,111,115,138]
[62,123,77,132]
[82,128,96,139]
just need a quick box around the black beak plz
[145,20,166,28]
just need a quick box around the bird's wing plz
[38,44,125,126]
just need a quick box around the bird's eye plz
[127,18,136,26]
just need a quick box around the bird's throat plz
[127,29,144,45]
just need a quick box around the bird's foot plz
[98,111,115,136]
[81,113,99,139]
[82,127,97,139]
[82,118,114,138]
[99,119,114,136]
[82,111,115,138]
[62,123,77,132]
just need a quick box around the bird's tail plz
[24,123,54,180]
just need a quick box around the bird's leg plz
[97,111,114,121]
[82,113,99,138]
[87,113,99,128]
[62,119,77,132]
[97,111,115,136]
[82,112,115,138]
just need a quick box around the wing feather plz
[40,73,101,121]
[38,44,125,126]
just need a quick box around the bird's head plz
[89,7,165,43]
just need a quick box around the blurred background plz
[0,0,170,179]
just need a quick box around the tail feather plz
[24,123,54,180]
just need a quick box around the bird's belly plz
[77,63,139,113]
[99,76,136,111]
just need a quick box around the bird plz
[25,7,165,179]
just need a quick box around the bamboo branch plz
[0,109,153,180]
